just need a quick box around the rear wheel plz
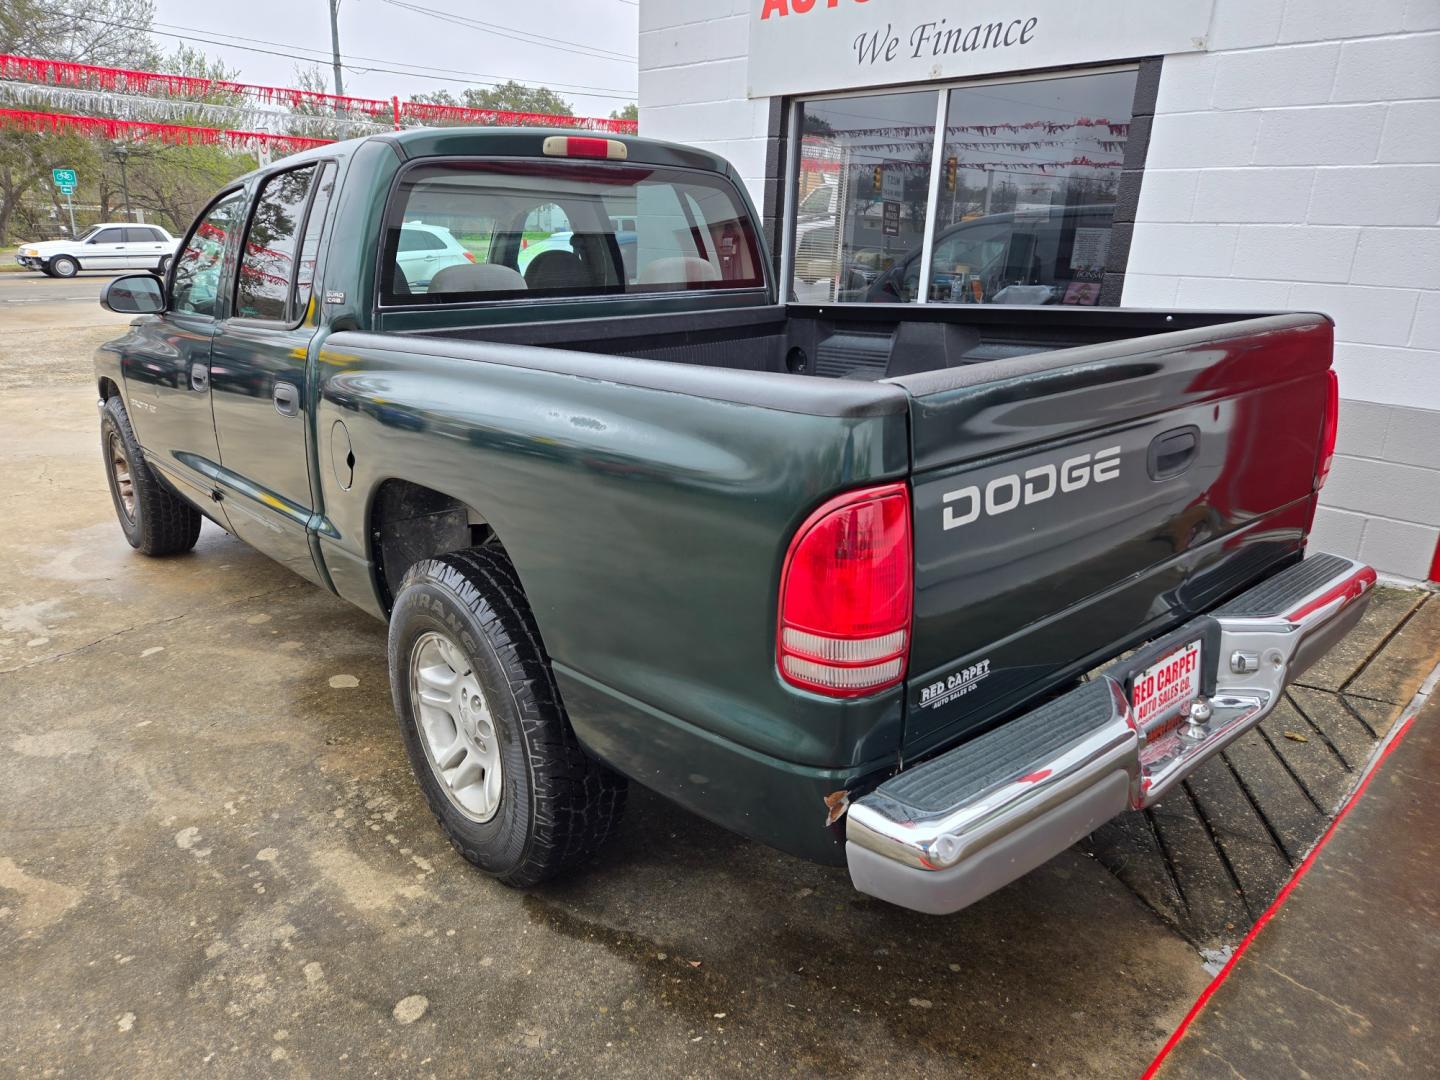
[156,255,171,277]
[101,396,202,556]
[388,549,626,886]
[49,255,78,278]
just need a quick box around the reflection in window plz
[795,91,937,303]
[294,162,336,319]
[382,161,764,303]
[172,191,244,317]
[237,166,316,321]
[794,69,1137,306]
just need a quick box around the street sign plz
[53,169,78,236]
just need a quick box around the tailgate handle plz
[1148,426,1199,480]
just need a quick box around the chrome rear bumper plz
[846,553,1376,915]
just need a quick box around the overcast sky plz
[150,0,639,117]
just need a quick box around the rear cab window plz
[379,160,765,305]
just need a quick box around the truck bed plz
[397,302,1280,383]
[369,304,1333,768]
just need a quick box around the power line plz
[377,0,637,62]
[148,16,636,95]
[63,13,638,99]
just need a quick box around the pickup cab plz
[93,129,1374,914]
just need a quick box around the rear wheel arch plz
[368,478,510,613]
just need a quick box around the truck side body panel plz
[312,338,911,862]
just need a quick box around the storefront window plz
[794,91,937,303]
[791,68,1138,306]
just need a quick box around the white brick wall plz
[638,0,770,207]
[1124,9,1440,579]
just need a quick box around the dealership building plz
[638,0,1440,582]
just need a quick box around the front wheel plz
[101,396,202,556]
[388,550,626,887]
[49,255,78,278]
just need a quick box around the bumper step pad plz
[847,553,1377,915]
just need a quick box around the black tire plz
[156,255,171,277]
[100,395,202,556]
[49,255,78,278]
[39,264,56,278]
[388,549,626,887]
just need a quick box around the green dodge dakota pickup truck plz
[94,129,1374,915]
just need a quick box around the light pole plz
[113,144,131,222]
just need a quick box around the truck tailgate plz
[890,314,1334,757]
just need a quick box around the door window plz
[398,228,448,252]
[294,162,337,319]
[124,228,157,244]
[91,228,126,245]
[236,166,317,322]
[172,191,245,317]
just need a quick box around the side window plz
[236,166,316,321]
[293,162,337,319]
[172,191,245,317]
[522,203,571,247]
[398,228,445,252]
[928,221,1010,303]
[91,228,125,244]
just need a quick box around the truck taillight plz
[778,483,912,698]
[1316,369,1339,490]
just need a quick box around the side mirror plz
[101,274,165,315]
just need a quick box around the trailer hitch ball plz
[1182,697,1213,740]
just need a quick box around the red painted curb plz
[1140,708,1421,1080]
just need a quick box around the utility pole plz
[329,0,345,97]
[114,145,131,222]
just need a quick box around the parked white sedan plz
[15,223,179,278]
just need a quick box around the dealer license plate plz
[1130,639,1203,733]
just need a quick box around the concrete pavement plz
[0,271,1212,1078]
[1,275,1435,1077]
[1153,690,1439,1078]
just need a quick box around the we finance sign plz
[747,0,1215,98]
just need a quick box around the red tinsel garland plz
[0,108,333,155]
[0,53,640,135]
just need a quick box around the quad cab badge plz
[941,445,1121,530]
